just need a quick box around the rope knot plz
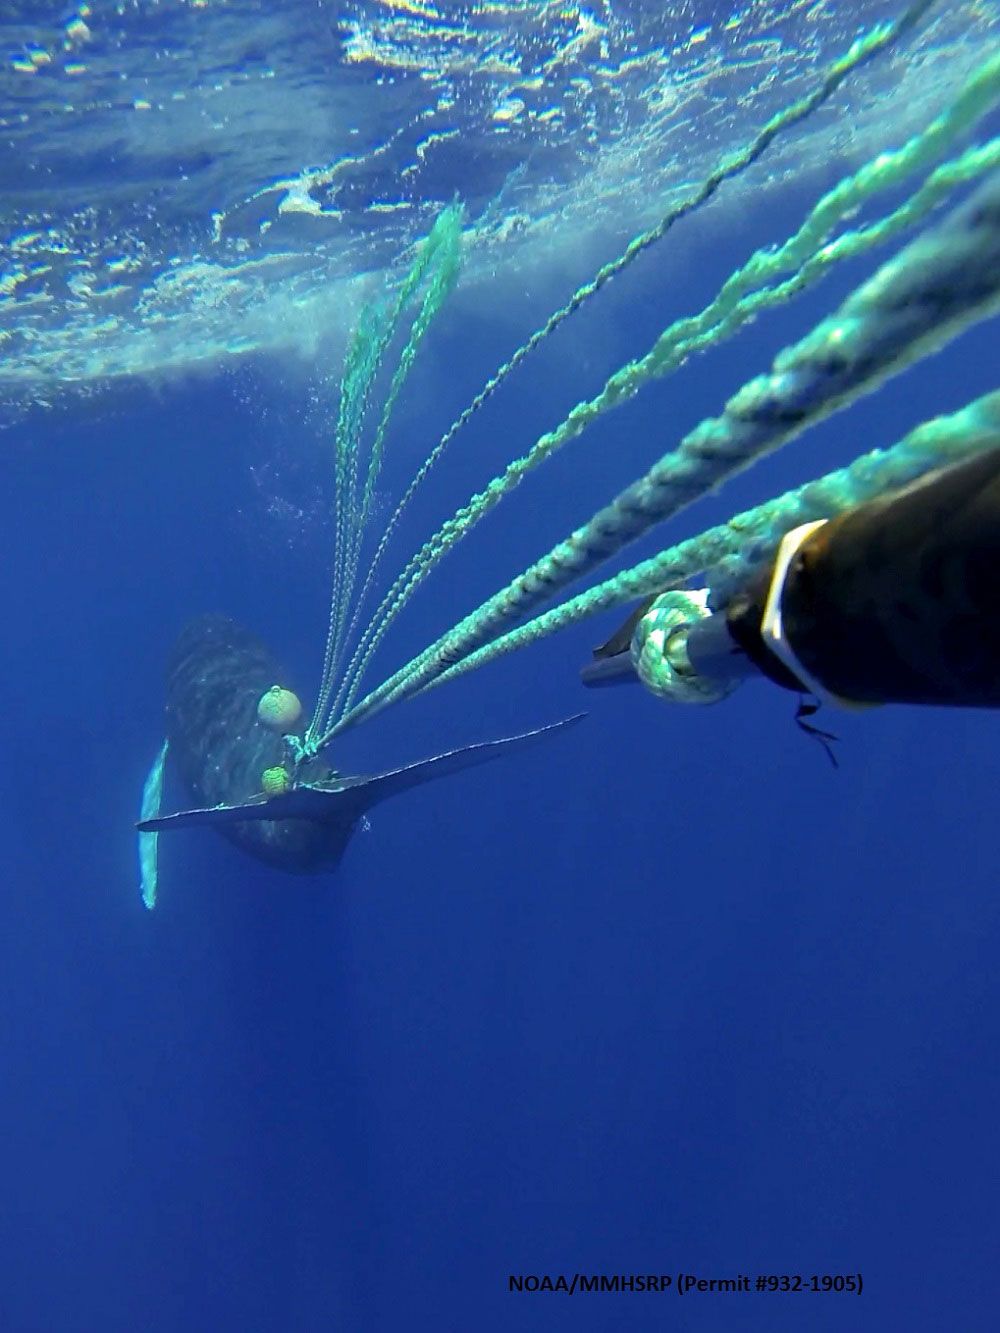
[631,589,734,705]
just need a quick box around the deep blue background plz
[2,152,999,1332]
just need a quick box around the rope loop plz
[631,589,735,705]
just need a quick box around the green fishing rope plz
[333,0,941,721]
[427,390,1000,689]
[332,206,463,712]
[352,125,1000,709]
[337,169,1000,733]
[308,205,463,740]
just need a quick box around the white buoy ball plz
[257,685,302,730]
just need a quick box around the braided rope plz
[419,389,1000,690]
[342,129,1000,720]
[332,1,943,724]
[337,175,1000,733]
[631,590,733,705]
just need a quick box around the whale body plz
[139,615,583,874]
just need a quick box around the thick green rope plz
[337,169,1000,732]
[352,126,999,695]
[331,205,463,708]
[326,300,387,699]
[316,300,404,737]
[425,389,1000,688]
[631,590,733,705]
[333,117,1000,727]
[308,204,463,741]
[332,0,941,722]
[356,210,462,548]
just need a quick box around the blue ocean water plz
[3,3,1000,1331]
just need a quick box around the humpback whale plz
[138,615,582,876]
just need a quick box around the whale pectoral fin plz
[338,712,587,809]
[138,739,169,908]
[137,714,585,833]
[136,787,340,832]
